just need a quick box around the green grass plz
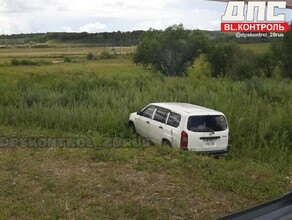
[0,46,291,219]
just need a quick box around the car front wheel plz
[128,121,136,134]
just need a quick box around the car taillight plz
[228,133,231,145]
[180,131,188,149]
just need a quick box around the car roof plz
[150,102,224,115]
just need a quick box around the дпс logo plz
[221,1,290,32]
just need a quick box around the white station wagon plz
[129,102,230,156]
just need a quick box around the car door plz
[147,107,169,144]
[164,111,182,147]
[135,105,156,137]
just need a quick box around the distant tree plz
[271,23,292,78]
[258,51,277,78]
[206,42,239,77]
[231,49,260,80]
[206,42,262,80]
[281,24,292,78]
[133,24,208,76]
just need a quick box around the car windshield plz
[187,115,227,132]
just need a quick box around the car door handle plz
[159,126,163,129]
[146,121,150,124]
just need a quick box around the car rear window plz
[187,115,227,132]
[167,112,181,127]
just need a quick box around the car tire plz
[162,139,172,147]
[128,122,136,134]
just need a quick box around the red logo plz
[221,1,289,33]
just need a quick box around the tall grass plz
[0,59,291,171]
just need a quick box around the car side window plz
[153,107,169,123]
[167,112,181,127]
[141,105,156,119]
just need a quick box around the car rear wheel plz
[162,139,172,147]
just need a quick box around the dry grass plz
[0,46,135,58]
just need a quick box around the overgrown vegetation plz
[11,58,51,66]
[0,59,291,172]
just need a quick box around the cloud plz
[62,26,74,32]
[0,0,64,12]
[79,22,107,32]
[0,0,247,34]
[62,22,107,33]
[0,0,291,34]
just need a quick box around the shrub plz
[86,52,95,60]
[11,59,19,66]
[63,57,72,63]
[11,59,51,66]
[100,51,116,59]
[11,59,41,66]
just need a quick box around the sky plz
[0,0,291,34]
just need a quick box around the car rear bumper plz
[188,146,229,156]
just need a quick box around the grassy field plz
[0,45,291,219]
[0,45,135,59]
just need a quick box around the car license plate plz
[204,140,214,146]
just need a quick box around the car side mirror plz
[137,111,142,116]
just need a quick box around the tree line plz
[0,31,144,46]
[0,29,271,46]
[134,24,292,79]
